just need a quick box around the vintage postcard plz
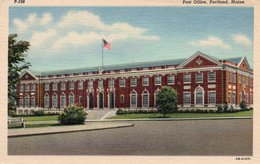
[0,0,259,163]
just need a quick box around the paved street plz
[8,119,252,155]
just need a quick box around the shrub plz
[223,102,229,112]
[8,110,16,117]
[240,100,247,110]
[58,105,87,125]
[33,110,45,116]
[116,109,124,115]
[217,105,223,113]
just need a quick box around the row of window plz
[20,84,35,92]
[228,72,253,87]
[183,91,216,104]
[183,72,216,83]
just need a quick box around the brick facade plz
[16,52,253,114]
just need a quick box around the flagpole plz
[102,38,104,71]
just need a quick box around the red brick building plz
[16,51,253,114]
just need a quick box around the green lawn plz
[22,115,59,122]
[25,123,60,128]
[110,110,253,119]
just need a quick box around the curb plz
[8,123,134,138]
[86,116,253,122]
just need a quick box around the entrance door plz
[109,92,115,108]
[88,93,93,109]
[99,92,104,109]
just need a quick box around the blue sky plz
[9,7,254,71]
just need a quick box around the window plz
[195,73,203,83]
[228,72,232,83]
[208,91,216,104]
[119,79,125,87]
[69,93,74,106]
[98,80,103,88]
[44,94,49,108]
[60,93,66,108]
[142,90,149,108]
[154,90,160,107]
[233,74,236,84]
[109,79,114,88]
[228,92,232,103]
[79,96,83,105]
[78,81,83,90]
[61,82,66,90]
[31,84,35,91]
[184,74,191,83]
[208,72,216,82]
[25,84,30,91]
[167,75,175,85]
[246,77,249,85]
[25,94,29,107]
[130,91,137,108]
[155,76,161,85]
[183,92,191,104]
[53,83,58,91]
[143,77,149,86]
[195,87,203,104]
[20,84,24,92]
[19,97,23,107]
[31,96,35,107]
[45,83,49,91]
[131,78,137,86]
[69,82,74,90]
[120,94,124,103]
[232,93,236,104]
[52,94,58,108]
[88,81,93,88]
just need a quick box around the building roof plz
[223,57,244,64]
[26,53,249,77]
[35,58,187,76]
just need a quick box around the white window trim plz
[142,77,149,86]
[195,72,203,83]
[130,78,137,87]
[60,93,66,108]
[78,81,83,90]
[31,84,35,91]
[183,91,191,106]
[69,82,75,90]
[183,74,191,84]
[61,82,66,91]
[52,93,58,108]
[208,91,216,105]
[142,89,150,108]
[88,81,93,89]
[155,76,162,86]
[44,93,49,108]
[69,92,75,106]
[120,94,125,103]
[45,83,49,91]
[98,80,104,88]
[119,79,126,87]
[194,86,204,107]
[167,75,175,85]
[208,72,216,83]
[154,89,161,107]
[130,90,137,108]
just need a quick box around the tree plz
[156,86,178,118]
[8,34,31,112]
[58,105,87,125]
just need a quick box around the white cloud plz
[13,13,52,33]
[232,34,252,47]
[30,29,57,47]
[52,32,100,49]
[190,36,230,49]
[13,19,28,32]
[13,10,159,51]
[40,13,53,25]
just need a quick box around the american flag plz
[102,39,111,50]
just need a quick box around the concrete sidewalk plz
[8,122,134,138]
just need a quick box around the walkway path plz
[8,121,133,138]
